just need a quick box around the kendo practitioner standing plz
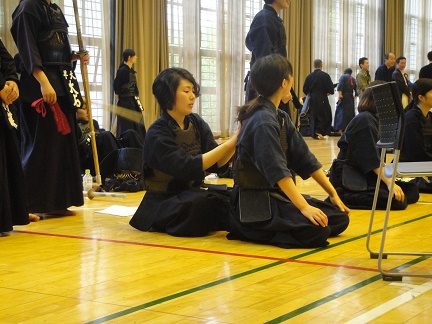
[303,59,335,139]
[0,38,39,234]
[114,49,146,141]
[244,0,301,119]
[11,0,89,216]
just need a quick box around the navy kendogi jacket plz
[11,0,82,108]
[245,4,301,112]
[246,4,286,65]
[401,107,432,162]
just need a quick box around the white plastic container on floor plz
[82,169,93,191]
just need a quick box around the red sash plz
[31,98,71,135]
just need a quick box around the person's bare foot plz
[29,213,40,222]
[43,209,76,217]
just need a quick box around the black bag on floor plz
[100,147,144,192]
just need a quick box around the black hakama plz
[228,101,349,248]
[130,112,230,237]
[0,39,29,232]
[11,0,84,213]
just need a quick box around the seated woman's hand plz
[390,183,405,202]
[299,205,329,227]
[328,194,350,214]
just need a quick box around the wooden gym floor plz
[1,136,431,323]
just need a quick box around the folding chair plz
[365,81,432,281]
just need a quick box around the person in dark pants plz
[303,59,335,139]
[11,0,88,216]
[329,82,419,209]
[228,54,350,249]
[130,68,239,237]
[334,68,358,134]
[114,49,146,141]
[0,39,40,234]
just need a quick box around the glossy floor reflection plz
[1,136,431,323]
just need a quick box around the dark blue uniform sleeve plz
[336,75,345,92]
[284,115,322,179]
[303,74,313,95]
[113,65,129,94]
[143,114,220,181]
[195,114,222,174]
[324,72,335,94]
[419,67,425,79]
[10,2,46,75]
[240,109,322,186]
[144,126,204,181]
[246,11,279,59]
[243,118,292,187]
[0,40,19,89]
[345,114,381,174]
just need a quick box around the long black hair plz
[152,67,201,112]
[238,54,293,123]
[405,78,432,111]
[412,78,432,105]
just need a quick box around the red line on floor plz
[15,230,379,273]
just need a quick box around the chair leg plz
[382,274,403,281]
[376,154,432,280]
[366,149,387,259]
[376,172,402,280]
[370,252,387,259]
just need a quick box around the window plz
[314,0,383,113]
[167,0,263,132]
[0,1,18,51]
[244,1,262,78]
[404,0,432,81]
[0,0,109,128]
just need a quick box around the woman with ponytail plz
[228,54,350,249]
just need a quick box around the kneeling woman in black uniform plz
[228,54,350,249]
[330,82,419,209]
[130,68,238,237]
